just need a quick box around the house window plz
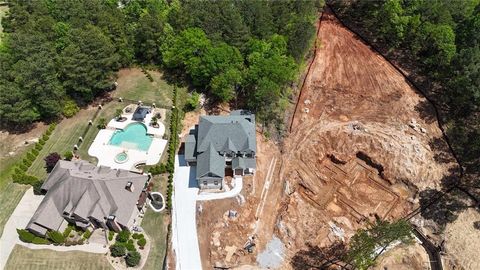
[214,181,218,185]
[203,181,207,185]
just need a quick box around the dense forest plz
[0,0,322,129]
[331,0,479,192]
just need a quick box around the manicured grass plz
[112,68,175,108]
[142,175,169,270]
[75,102,127,164]
[27,107,98,180]
[0,142,34,238]
[0,183,27,238]
[5,245,113,270]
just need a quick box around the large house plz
[184,110,256,189]
[26,160,149,236]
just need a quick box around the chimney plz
[125,181,134,192]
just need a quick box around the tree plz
[346,219,413,270]
[116,229,130,243]
[110,242,126,257]
[210,68,242,102]
[59,25,119,101]
[44,152,61,173]
[125,250,141,267]
[185,91,200,111]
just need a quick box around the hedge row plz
[166,86,180,210]
[11,123,57,192]
[141,67,154,82]
[17,229,51,245]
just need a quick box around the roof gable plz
[197,113,256,153]
[196,143,225,179]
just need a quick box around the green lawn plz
[0,142,34,238]
[5,245,113,270]
[112,68,175,108]
[27,107,98,180]
[142,175,169,270]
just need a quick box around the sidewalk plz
[0,188,43,269]
[197,177,243,201]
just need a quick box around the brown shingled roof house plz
[26,160,149,236]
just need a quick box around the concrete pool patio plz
[88,105,168,171]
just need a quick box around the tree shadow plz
[419,168,478,229]
[290,242,350,270]
[414,99,437,125]
[428,137,457,164]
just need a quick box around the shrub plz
[32,237,51,245]
[63,226,73,238]
[22,158,32,167]
[97,118,107,129]
[44,152,61,172]
[39,139,45,146]
[27,152,35,162]
[63,100,80,118]
[83,229,92,239]
[64,151,73,161]
[41,134,49,141]
[110,243,126,257]
[31,180,44,194]
[108,230,115,241]
[148,163,166,175]
[132,233,142,239]
[13,164,24,174]
[125,241,136,252]
[35,143,42,151]
[137,237,146,248]
[32,149,39,156]
[185,91,200,111]
[47,230,65,244]
[116,230,130,243]
[17,229,35,243]
[125,250,141,267]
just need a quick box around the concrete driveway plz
[171,155,202,270]
[0,188,43,269]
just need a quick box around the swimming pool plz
[109,123,153,151]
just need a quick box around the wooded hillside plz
[0,0,322,129]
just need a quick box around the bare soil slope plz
[277,8,455,266]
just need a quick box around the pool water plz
[109,123,153,151]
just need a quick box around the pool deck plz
[88,110,167,171]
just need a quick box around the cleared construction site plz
[194,7,461,270]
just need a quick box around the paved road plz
[171,155,202,270]
[0,188,43,269]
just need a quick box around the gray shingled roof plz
[185,134,196,162]
[196,143,225,178]
[197,113,256,153]
[232,157,256,169]
[27,160,148,235]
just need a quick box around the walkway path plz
[17,241,107,253]
[197,177,243,201]
[0,188,43,269]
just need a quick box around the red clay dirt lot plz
[276,8,456,269]
[195,8,456,270]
